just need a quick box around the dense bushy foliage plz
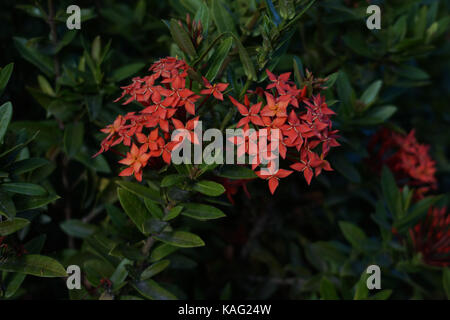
[0,0,449,300]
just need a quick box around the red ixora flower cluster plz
[94,57,228,181]
[228,69,339,194]
[368,128,437,198]
[369,128,449,267]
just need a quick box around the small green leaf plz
[0,63,14,96]
[0,102,13,144]
[132,279,177,300]
[320,277,339,300]
[192,180,225,196]
[9,158,50,175]
[169,19,197,58]
[144,199,164,220]
[13,37,54,77]
[205,37,233,81]
[117,187,152,235]
[150,243,178,262]
[381,166,401,218]
[154,231,205,248]
[64,122,84,158]
[443,268,450,299]
[144,218,168,235]
[15,194,59,212]
[339,221,367,251]
[0,217,29,236]
[217,165,256,179]
[0,254,66,277]
[1,182,47,196]
[163,205,183,221]
[116,180,161,203]
[141,260,170,280]
[161,174,187,188]
[360,80,382,109]
[354,105,397,126]
[60,219,97,238]
[234,36,256,80]
[211,0,237,35]
[181,203,226,220]
[394,196,442,233]
[0,190,16,218]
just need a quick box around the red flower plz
[229,95,264,129]
[118,144,151,182]
[200,77,229,100]
[411,206,450,267]
[255,162,293,194]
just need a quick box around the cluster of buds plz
[182,14,204,48]
[94,56,228,181]
[369,128,448,267]
[228,69,339,194]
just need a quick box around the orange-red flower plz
[118,144,151,181]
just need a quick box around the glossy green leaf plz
[161,174,187,188]
[141,260,170,280]
[217,165,256,179]
[150,243,178,262]
[0,254,66,277]
[169,19,197,58]
[205,36,233,81]
[15,194,59,212]
[64,122,84,158]
[154,231,205,248]
[181,203,226,220]
[117,187,152,234]
[0,63,14,96]
[360,80,382,109]
[211,0,236,35]
[0,102,13,144]
[116,180,161,203]
[0,217,29,236]
[192,180,225,196]
[132,279,177,300]
[0,190,16,218]
[60,219,97,238]
[1,182,47,196]
[163,205,183,221]
[13,37,54,77]
[339,221,367,251]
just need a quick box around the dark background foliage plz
[0,0,449,300]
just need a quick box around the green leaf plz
[111,63,146,82]
[0,190,16,218]
[211,0,237,35]
[205,36,233,81]
[60,219,97,238]
[110,258,132,291]
[1,182,47,196]
[9,158,50,175]
[443,268,450,299]
[64,123,84,158]
[117,187,152,234]
[0,254,66,277]
[217,165,256,179]
[192,180,225,196]
[169,19,197,58]
[15,194,59,212]
[154,231,205,248]
[13,37,54,77]
[161,174,187,188]
[0,218,29,236]
[381,166,401,218]
[0,102,13,144]
[320,277,339,300]
[163,205,183,221]
[0,63,14,96]
[368,289,393,300]
[132,279,177,300]
[354,272,369,300]
[339,221,367,251]
[292,56,304,86]
[150,243,178,262]
[141,260,170,280]
[144,199,164,220]
[336,71,355,115]
[394,196,442,233]
[116,180,161,203]
[181,203,226,220]
[233,36,256,80]
[354,105,397,126]
[360,80,382,109]
[144,218,168,235]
